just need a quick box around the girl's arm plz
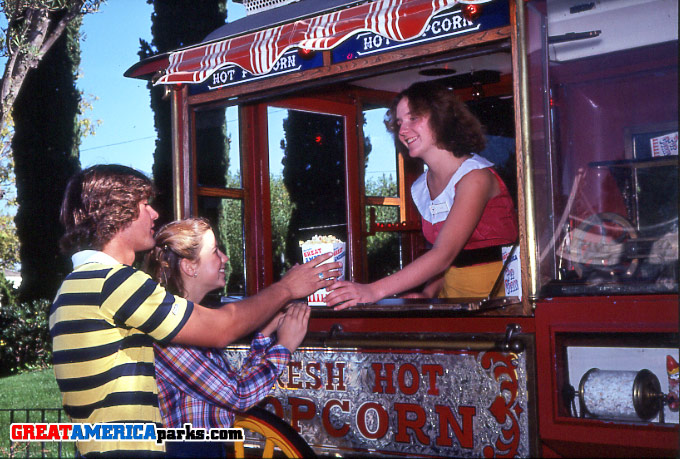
[155,342,290,414]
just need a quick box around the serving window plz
[363,106,411,282]
[194,105,247,298]
[266,105,349,282]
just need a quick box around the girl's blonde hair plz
[143,218,212,296]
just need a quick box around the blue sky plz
[78,1,397,182]
[79,1,246,175]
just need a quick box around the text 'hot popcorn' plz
[300,235,346,305]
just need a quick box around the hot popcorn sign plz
[227,345,532,457]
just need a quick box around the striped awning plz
[155,0,489,85]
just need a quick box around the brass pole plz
[515,0,539,301]
[170,87,182,219]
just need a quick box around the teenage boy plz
[49,164,338,457]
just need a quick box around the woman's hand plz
[276,303,311,353]
[324,281,381,310]
[401,292,427,299]
[421,275,444,298]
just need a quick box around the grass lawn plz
[0,367,61,409]
[0,367,76,458]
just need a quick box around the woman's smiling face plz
[395,97,438,160]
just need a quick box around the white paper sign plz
[502,245,521,299]
[650,131,678,157]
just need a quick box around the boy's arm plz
[172,253,338,348]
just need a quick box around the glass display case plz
[527,0,678,297]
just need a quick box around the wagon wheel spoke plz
[232,406,317,459]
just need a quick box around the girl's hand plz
[260,311,284,337]
[276,303,310,353]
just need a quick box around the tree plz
[365,174,401,282]
[281,111,347,266]
[0,0,101,133]
[270,174,293,281]
[0,116,19,270]
[0,96,98,274]
[11,11,81,302]
[139,0,226,226]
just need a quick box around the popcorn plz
[299,235,343,246]
[300,235,346,305]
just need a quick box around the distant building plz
[2,268,21,289]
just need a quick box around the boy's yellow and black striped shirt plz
[49,254,193,457]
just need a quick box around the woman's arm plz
[325,169,497,309]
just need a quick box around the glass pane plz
[365,205,402,282]
[197,196,246,299]
[529,0,678,296]
[467,97,517,205]
[195,105,242,188]
[268,107,347,280]
[364,108,398,197]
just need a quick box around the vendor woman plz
[326,81,517,309]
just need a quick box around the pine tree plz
[281,111,348,265]
[12,13,82,301]
[140,0,227,226]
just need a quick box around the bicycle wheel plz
[232,406,317,458]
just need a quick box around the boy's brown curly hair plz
[59,164,155,254]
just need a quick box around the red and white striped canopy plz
[156,0,488,85]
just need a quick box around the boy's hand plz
[278,253,342,300]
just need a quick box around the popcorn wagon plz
[126,0,678,456]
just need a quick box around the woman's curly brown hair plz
[385,81,486,157]
[59,164,155,254]
[143,218,212,297]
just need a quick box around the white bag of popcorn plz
[300,235,346,305]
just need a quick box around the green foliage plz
[11,14,81,302]
[270,174,293,280]
[0,1,101,135]
[365,174,402,281]
[0,215,19,270]
[0,269,18,306]
[0,299,52,376]
[220,171,244,294]
[0,116,17,209]
[0,117,20,271]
